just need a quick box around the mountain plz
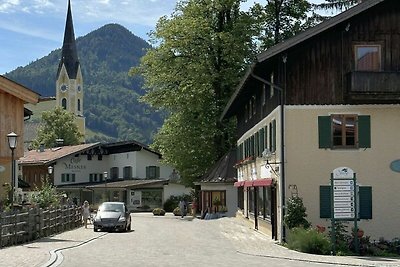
[5,23,163,145]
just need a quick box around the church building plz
[56,0,85,139]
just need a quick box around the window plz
[78,99,81,112]
[61,173,75,183]
[318,115,371,149]
[270,72,275,98]
[61,98,67,109]
[123,166,132,179]
[355,45,381,71]
[146,166,160,179]
[257,186,272,220]
[269,120,276,152]
[110,167,119,180]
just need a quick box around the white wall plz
[163,183,192,202]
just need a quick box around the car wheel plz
[127,222,131,231]
[94,227,97,232]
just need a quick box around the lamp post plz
[7,132,18,208]
[48,165,53,179]
[104,172,108,201]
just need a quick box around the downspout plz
[250,63,286,241]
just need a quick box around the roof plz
[199,149,237,184]
[103,140,162,158]
[57,0,80,79]
[0,75,40,104]
[57,179,168,189]
[221,0,386,120]
[19,143,101,165]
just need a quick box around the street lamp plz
[48,166,53,179]
[7,132,18,208]
[104,172,109,201]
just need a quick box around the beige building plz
[223,0,400,242]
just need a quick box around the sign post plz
[331,167,358,255]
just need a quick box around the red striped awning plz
[244,181,253,187]
[252,178,273,187]
[234,181,245,187]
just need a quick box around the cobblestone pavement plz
[1,213,399,267]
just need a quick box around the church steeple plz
[56,0,85,141]
[57,0,79,79]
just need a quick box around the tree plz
[131,0,258,185]
[316,0,361,13]
[31,107,84,148]
[250,0,320,49]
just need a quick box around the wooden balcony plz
[346,71,400,102]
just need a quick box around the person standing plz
[179,200,186,218]
[81,200,91,228]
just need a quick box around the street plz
[2,213,400,267]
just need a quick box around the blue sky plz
[0,0,323,75]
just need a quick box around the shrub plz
[152,208,166,216]
[173,207,181,216]
[284,196,311,229]
[287,227,331,255]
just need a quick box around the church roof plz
[57,0,80,79]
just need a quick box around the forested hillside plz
[6,23,163,144]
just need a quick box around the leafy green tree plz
[250,0,320,49]
[31,107,83,148]
[131,0,257,185]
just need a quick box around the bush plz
[287,227,331,255]
[173,207,182,216]
[284,196,311,229]
[152,208,166,216]
[163,194,191,212]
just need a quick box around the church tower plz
[56,0,85,140]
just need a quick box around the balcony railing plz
[346,71,400,101]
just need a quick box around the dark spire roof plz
[57,0,80,79]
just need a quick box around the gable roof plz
[200,149,237,184]
[0,75,40,104]
[19,143,100,165]
[103,140,162,158]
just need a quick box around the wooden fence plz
[0,206,82,248]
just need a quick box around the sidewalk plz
[1,214,399,267]
[0,225,104,267]
[216,216,400,267]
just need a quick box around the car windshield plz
[99,203,124,212]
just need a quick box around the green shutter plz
[318,116,331,148]
[156,167,160,179]
[255,132,259,157]
[320,185,331,218]
[359,186,372,219]
[146,166,150,179]
[358,115,371,148]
